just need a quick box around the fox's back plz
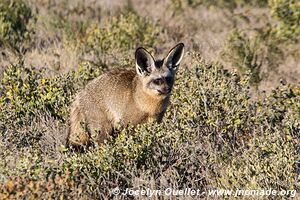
[87,68,136,104]
[77,68,138,125]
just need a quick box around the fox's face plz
[135,43,184,98]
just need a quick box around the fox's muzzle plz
[157,87,171,95]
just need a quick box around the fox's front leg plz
[145,110,167,124]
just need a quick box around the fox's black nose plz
[158,87,171,94]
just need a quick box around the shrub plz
[84,11,162,66]
[0,62,104,125]
[0,61,104,155]
[0,57,299,198]
[0,0,33,53]
[221,0,300,85]
[259,0,300,68]
[221,30,262,87]
[269,0,300,43]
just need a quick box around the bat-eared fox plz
[68,43,184,149]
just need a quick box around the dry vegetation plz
[0,0,299,199]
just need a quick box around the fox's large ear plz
[165,43,184,70]
[135,47,155,76]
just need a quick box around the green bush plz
[269,0,300,42]
[0,62,103,125]
[0,57,299,198]
[259,0,300,68]
[84,11,162,65]
[0,0,33,53]
[221,30,262,87]
[221,0,300,85]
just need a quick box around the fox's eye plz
[153,78,163,85]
